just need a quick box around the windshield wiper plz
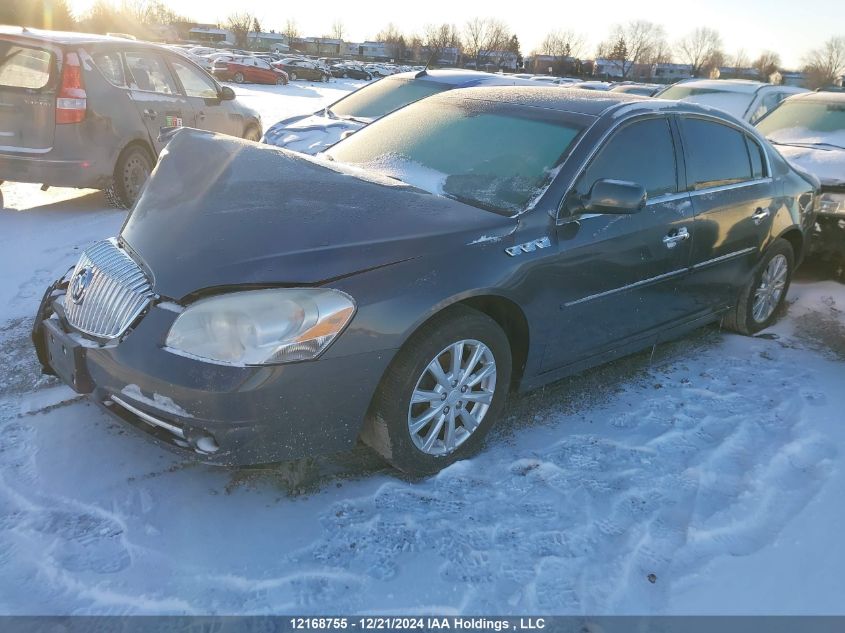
[444,193,510,216]
[771,140,845,151]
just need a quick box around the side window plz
[746,135,766,179]
[170,58,218,99]
[680,118,752,190]
[125,51,178,94]
[256,60,271,71]
[91,51,125,87]
[576,118,677,199]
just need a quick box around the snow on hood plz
[262,112,367,155]
[774,143,845,188]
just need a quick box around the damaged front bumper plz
[32,273,392,465]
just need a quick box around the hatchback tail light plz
[56,51,87,124]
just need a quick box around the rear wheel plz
[276,76,286,85]
[234,72,245,83]
[289,71,297,81]
[361,305,512,475]
[723,238,794,335]
[104,144,153,209]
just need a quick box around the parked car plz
[756,91,845,267]
[655,79,807,123]
[272,58,330,82]
[330,64,372,80]
[33,87,817,475]
[570,81,612,91]
[364,63,396,77]
[610,83,662,96]
[0,27,262,209]
[263,69,543,154]
[211,56,288,85]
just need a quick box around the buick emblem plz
[70,267,93,304]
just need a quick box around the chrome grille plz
[63,238,153,340]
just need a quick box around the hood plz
[262,112,366,155]
[121,130,514,300]
[775,143,845,188]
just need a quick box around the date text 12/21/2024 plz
[289,617,547,630]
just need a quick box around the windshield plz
[757,100,845,149]
[330,77,449,119]
[326,97,586,215]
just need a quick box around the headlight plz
[819,192,845,214]
[165,288,355,365]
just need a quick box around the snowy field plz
[1,79,844,616]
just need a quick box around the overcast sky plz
[67,0,844,68]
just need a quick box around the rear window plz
[330,78,450,120]
[658,85,755,118]
[0,42,53,89]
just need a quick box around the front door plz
[678,116,777,310]
[124,50,191,154]
[541,116,697,371]
[167,55,243,137]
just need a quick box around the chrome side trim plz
[110,395,185,438]
[688,177,773,197]
[564,268,688,307]
[691,247,757,270]
[0,144,53,154]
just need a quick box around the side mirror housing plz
[220,86,236,101]
[583,179,647,214]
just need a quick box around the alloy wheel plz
[407,339,497,456]
[752,253,788,323]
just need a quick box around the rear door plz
[123,49,192,154]
[253,58,277,84]
[0,37,58,153]
[167,55,242,137]
[679,115,777,309]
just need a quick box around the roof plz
[674,79,768,93]
[428,85,647,117]
[0,25,160,47]
[784,91,845,103]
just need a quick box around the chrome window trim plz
[564,268,688,307]
[688,176,773,197]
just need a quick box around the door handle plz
[662,226,690,249]
[143,108,157,120]
[751,207,770,225]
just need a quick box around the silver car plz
[0,27,262,209]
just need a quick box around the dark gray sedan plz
[33,87,818,475]
[0,27,261,209]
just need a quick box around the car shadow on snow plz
[224,324,725,496]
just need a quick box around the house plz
[652,62,692,82]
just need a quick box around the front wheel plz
[361,305,512,475]
[289,71,297,81]
[243,125,261,142]
[233,72,245,84]
[276,76,286,85]
[723,238,795,335]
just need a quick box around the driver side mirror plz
[219,86,236,101]
[582,179,647,214]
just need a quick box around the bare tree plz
[538,29,585,60]
[423,23,460,65]
[676,27,723,77]
[752,50,781,81]
[597,21,666,79]
[225,12,255,48]
[803,36,845,89]
[730,49,750,71]
[376,23,407,61]
[331,19,345,41]
[283,18,300,50]
[462,17,511,70]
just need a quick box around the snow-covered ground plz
[1,81,844,616]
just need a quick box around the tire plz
[234,72,245,83]
[289,71,297,81]
[104,144,153,210]
[723,238,794,335]
[276,76,286,85]
[361,305,512,475]
[243,125,261,142]
[0,188,4,210]
[343,72,349,78]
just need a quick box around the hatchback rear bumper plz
[0,150,111,189]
